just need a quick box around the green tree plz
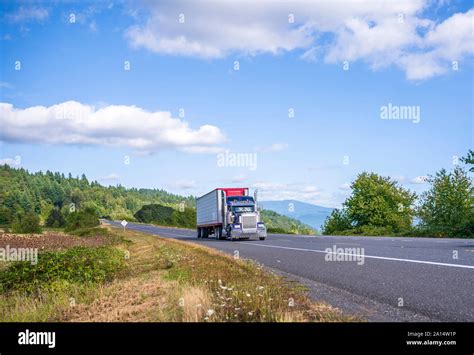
[11,211,42,233]
[322,209,352,235]
[171,208,196,229]
[134,204,174,224]
[0,206,13,226]
[460,150,474,172]
[45,207,66,228]
[344,172,416,233]
[418,166,473,237]
[65,208,100,231]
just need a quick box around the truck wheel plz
[203,228,209,238]
[197,227,202,238]
[259,237,266,241]
[216,226,223,240]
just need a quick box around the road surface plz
[108,220,474,322]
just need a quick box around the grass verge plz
[0,227,358,322]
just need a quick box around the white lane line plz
[239,242,474,269]
[114,224,474,269]
[151,231,192,238]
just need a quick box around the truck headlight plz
[257,223,266,229]
[233,223,242,229]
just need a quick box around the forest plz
[0,165,314,234]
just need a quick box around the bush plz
[134,204,174,224]
[344,172,416,232]
[45,207,65,228]
[354,225,394,236]
[64,208,99,232]
[418,167,473,237]
[407,222,474,238]
[0,206,13,226]
[170,208,196,228]
[322,209,352,235]
[267,227,295,234]
[11,212,42,234]
[0,246,126,294]
[134,204,196,228]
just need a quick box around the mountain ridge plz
[260,199,334,230]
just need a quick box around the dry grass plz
[180,286,213,322]
[62,271,171,322]
[108,229,358,322]
[0,283,100,322]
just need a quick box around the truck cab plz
[225,195,266,240]
[196,188,267,241]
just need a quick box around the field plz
[0,225,357,322]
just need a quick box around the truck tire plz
[197,227,202,238]
[259,237,266,240]
[225,226,233,240]
[203,228,209,238]
[216,226,223,240]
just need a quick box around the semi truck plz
[196,188,267,240]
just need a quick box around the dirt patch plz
[0,231,109,251]
[62,271,172,322]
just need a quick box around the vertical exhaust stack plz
[254,189,259,210]
[222,190,228,227]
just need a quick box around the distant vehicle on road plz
[196,188,267,240]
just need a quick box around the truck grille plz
[242,215,257,229]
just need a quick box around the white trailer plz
[196,188,266,240]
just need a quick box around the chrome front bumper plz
[230,226,267,239]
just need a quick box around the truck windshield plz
[227,196,254,204]
[232,206,254,213]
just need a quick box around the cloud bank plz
[125,1,474,80]
[0,101,226,153]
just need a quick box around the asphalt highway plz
[108,220,474,322]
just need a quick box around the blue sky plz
[0,1,472,207]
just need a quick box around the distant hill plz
[260,200,334,230]
[0,164,196,224]
[0,165,314,235]
[260,210,315,235]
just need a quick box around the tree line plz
[0,165,195,232]
[322,150,473,237]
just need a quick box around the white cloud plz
[320,7,473,80]
[388,175,429,184]
[171,180,197,189]
[0,101,226,153]
[6,7,49,23]
[255,143,289,153]
[180,146,225,154]
[97,173,120,182]
[89,21,98,33]
[339,183,351,191]
[125,1,314,59]
[0,157,19,166]
[396,9,474,80]
[231,174,248,183]
[124,1,473,80]
[0,82,12,89]
[252,180,348,207]
[252,181,320,201]
[409,175,429,184]
[392,175,407,184]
